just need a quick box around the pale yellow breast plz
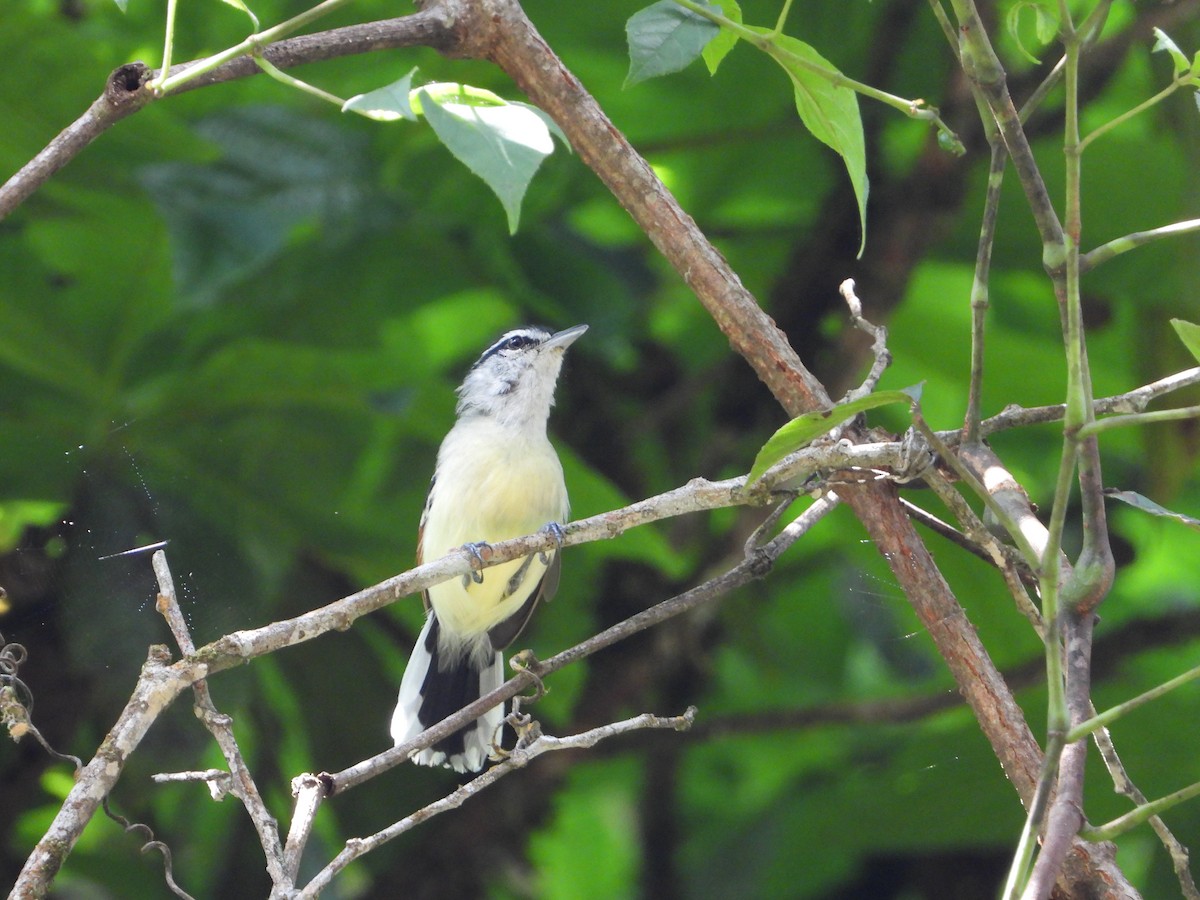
[422,418,569,640]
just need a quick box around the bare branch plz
[0,11,453,220]
[297,708,695,898]
[1082,218,1200,272]
[11,646,197,899]
[152,551,287,889]
[837,279,891,403]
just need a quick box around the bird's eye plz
[504,335,536,351]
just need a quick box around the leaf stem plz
[251,54,348,107]
[1082,780,1200,842]
[1076,404,1200,438]
[1082,217,1200,271]
[1067,661,1200,743]
[671,0,965,153]
[772,0,795,37]
[1078,74,1195,154]
[159,0,179,89]
[152,0,357,94]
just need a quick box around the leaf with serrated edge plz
[750,29,868,256]
[702,0,742,75]
[626,0,720,88]
[747,387,920,485]
[343,69,418,122]
[1171,318,1200,364]
[418,90,554,234]
[1104,489,1200,532]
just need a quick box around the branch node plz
[106,62,153,106]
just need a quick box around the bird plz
[390,323,587,773]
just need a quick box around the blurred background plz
[2,1,1200,897]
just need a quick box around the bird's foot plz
[510,649,548,701]
[538,521,565,565]
[462,541,490,586]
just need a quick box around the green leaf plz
[625,0,720,88]
[1170,318,1200,364]
[138,106,378,307]
[702,0,742,75]
[411,82,507,112]
[512,101,571,150]
[343,69,418,122]
[1006,2,1057,66]
[747,387,921,485]
[751,29,869,256]
[1153,28,1190,78]
[1104,489,1200,532]
[417,88,556,234]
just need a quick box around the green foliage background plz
[1,1,1199,897]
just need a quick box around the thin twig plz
[837,279,891,403]
[152,551,288,889]
[964,140,1007,442]
[1082,218,1200,272]
[297,708,696,898]
[1089,718,1200,900]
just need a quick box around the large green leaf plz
[749,28,869,255]
[417,87,556,234]
[625,0,720,88]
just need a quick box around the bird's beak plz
[545,324,588,351]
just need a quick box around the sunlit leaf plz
[343,69,418,122]
[1104,489,1200,531]
[625,0,720,88]
[702,0,742,75]
[1171,318,1200,364]
[417,88,555,234]
[747,386,921,485]
[410,82,507,112]
[1153,27,1190,78]
[749,28,868,255]
[511,101,570,150]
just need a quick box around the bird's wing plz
[487,551,561,651]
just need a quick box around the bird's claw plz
[504,696,543,751]
[510,649,548,701]
[462,541,489,586]
[539,521,565,565]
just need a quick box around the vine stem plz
[671,0,964,152]
[1079,72,1197,153]
[152,0,357,94]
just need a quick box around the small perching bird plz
[390,324,587,773]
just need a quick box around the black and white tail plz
[390,613,504,774]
